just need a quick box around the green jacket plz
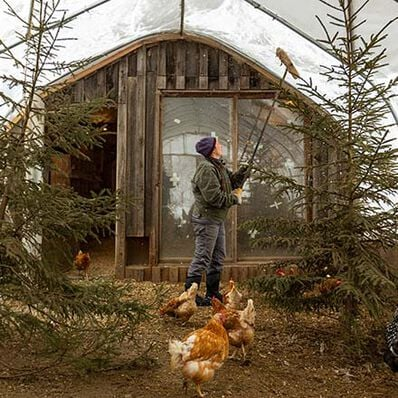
[191,157,243,222]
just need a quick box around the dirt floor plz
[1,239,398,398]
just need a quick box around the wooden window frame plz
[157,90,307,264]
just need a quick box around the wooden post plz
[115,56,128,278]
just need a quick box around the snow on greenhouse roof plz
[1,0,397,130]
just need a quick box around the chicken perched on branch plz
[73,250,90,280]
[160,283,198,323]
[212,297,256,362]
[223,279,243,310]
[168,312,229,397]
[276,47,300,79]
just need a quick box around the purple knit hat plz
[195,137,216,157]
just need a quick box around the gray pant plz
[187,216,226,279]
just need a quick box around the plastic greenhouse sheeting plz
[1,0,397,129]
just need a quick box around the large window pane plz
[160,97,232,259]
[237,99,304,258]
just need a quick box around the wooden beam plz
[127,46,146,236]
[157,42,167,89]
[115,56,128,279]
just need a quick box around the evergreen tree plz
[243,0,398,323]
[0,0,147,374]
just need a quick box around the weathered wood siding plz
[68,38,275,280]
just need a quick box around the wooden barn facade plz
[55,34,305,281]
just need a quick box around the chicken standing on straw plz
[73,250,90,280]
[212,297,256,362]
[169,312,229,397]
[223,279,243,310]
[160,283,198,323]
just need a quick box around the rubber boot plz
[205,272,223,303]
[185,275,201,291]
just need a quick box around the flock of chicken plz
[161,280,256,398]
[72,251,254,397]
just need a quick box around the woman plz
[184,136,249,306]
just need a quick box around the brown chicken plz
[160,283,198,323]
[303,277,342,298]
[73,250,90,280]
[212,297,256,362]
[223,279,243,310]
[168,312,229,397]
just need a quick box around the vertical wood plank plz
[128,52,137,77]
[72,80,84,102]
[240,63,250,89]
[166,41,176,89]
[228,57,240,90]
[176,41,186,89]
[149,92,161,266]
[169,267,179,283]
[145,46,158,236]
[260,75,270,89]
[161,267,170,282]
[248,266,257,279]
[208,47,219,90]
[96,69,107,97]
[127,45,146,236]
[240,266,248,282]
[219,51,228,90]
[157,42,167,89]
[152,266,161,283]
[84,74,98,101]
[222,266,231,282]
[199,44,208,89]
[105,62,119,100]
[185,42,198,89]
[178,266,187,282]
[249,70,260,89]
[115,56,128,279]
[231,95,238,263]
[231,266,239,282]
[145,46,158,271]
[144,266,152,281]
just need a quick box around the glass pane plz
[160,97,232,259]
[237,99,304,257]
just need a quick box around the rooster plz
[212,297,256,362]
[223,279,243,310]
[160,283,198,323]
[73,250,90,280]
[168,312,229,397]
